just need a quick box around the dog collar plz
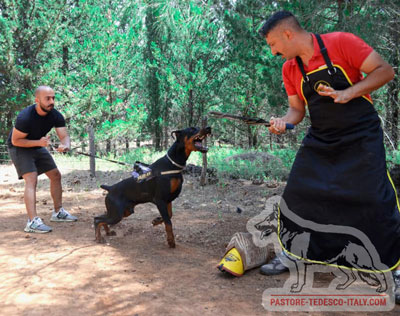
[166,153,185,169]
[160,170,183,175]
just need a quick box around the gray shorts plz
[8,146,57,179]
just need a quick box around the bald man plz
[7,86,77,233]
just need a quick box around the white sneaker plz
[24,217,52,233]
[50,207,78,222]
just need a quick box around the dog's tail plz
[358,271,380,287]
[100,184,111,191]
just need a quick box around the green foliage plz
[190,146,292,181]
[269,147,297,169]
[54,152,127,172]
[386,149,400,167]
[120,146,165,165]
[112,145,293,181]
[1,0,399,174]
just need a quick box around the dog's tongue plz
[198,145,209,152]
[194,141,208,152]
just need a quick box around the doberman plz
[94,126,211,248]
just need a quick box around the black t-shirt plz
[7,104,66,148]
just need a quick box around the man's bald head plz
[35,86,54,97]
[258,11,302,38]
[34,86,55,114]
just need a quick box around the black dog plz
[94,126,211,247]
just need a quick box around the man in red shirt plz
[258,11,399,304]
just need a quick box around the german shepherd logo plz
[247,196,391,294]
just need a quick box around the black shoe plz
[394,271,400,305]
[260,252,289,276]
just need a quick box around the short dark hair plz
[258,11,300,37]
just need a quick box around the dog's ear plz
[171,130,182,140]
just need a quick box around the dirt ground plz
[0,163,399,316]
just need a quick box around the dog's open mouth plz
[194,136,208,152]
[193,127,211,153]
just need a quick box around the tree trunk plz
[145,5,162,151]
[163,88,170,149]
[336,0,353,31]
[136,135,140,148]
[200,117,208,186]
[125,137,129,154]
[188,62,194,127]
[89,125,96,177]
[154,127,162,151]
[163,124,169,149]
[106,139,111,153]
[252,132,257,148]
[245,89,257,148]
[247,125,252,148]
[188,89,194,127]
[62,45,69,75]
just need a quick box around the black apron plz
[279,34,400,270]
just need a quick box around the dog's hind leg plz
[94,215,109,243]
[94,196,125,243]
[373,272,387,293]
[94,215,118,243]
[105,224,117,236]
[155,201,175,248]
[358,271,387,293]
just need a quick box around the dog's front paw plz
[336,284,347,290]
[168,240,176,248]
[290,283,303,293]
[152,217,164,226]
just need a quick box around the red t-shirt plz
[282,32,373,102]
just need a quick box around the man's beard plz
[39,103,54,113]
